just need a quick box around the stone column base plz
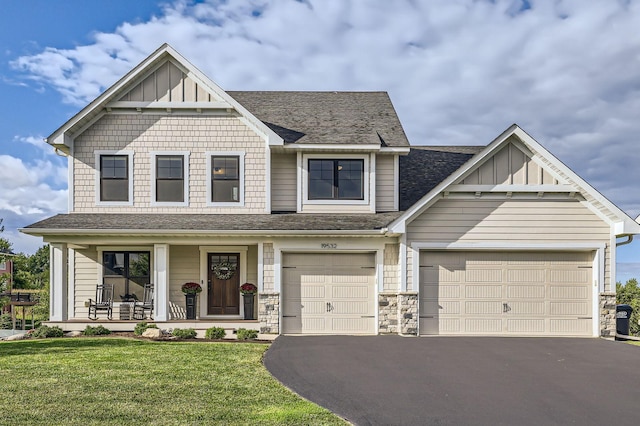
[258,292,280,334]
[378,293,399,334]
[399,293,418,335]
[599,292,616,337]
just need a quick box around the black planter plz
[185,293,197,320]
[243,293,255,320]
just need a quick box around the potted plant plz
[181,282,202,320]
[240,283,257,320]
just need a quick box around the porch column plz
[154,244,170,321]
[49,243,68,321]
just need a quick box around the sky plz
[1,0,639,282]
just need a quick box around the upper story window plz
[95,151,134,206]
[308,159,364,200]
[206,151,245,206]
[151,151,189,206]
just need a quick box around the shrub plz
[134,322,158,336]
[236,328,258,340]
[172,328,197,339]
[205,327,226,340]
[0,313,12,330]
[31,325,64,339]
[83,325,111,336]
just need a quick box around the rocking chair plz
[133,283,154,320]
[88,283,114,320]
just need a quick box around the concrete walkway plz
[264,336,640,425]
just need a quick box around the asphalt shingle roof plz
[228,91,410,147]
[399,146,485,210]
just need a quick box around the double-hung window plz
[151,152,189,206]
[308,159,364,200]
[207,152,245,206]
[96,151,134,205]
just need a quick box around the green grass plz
[0,338,346,425]
[628,341,640,346]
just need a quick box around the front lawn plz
[0,338,345,425]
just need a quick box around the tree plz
[616,278,640,336]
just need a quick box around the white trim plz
[68,140,74,212]
[67,248,75,319]
[106,101,231,109]
[154,244,170,321]
[400,234,407,292]
[301,153,371,207]
[369,153,376,212]
[257,242,264,292]
[609,235,616,292]
[380,147,411,154]
[393,154,399,211]
[265,147,271,213]
[296,152,303,213]
[446,184,575,193]
[94,150,134,206]
[283,143,381,151]
[150,151,190,207]
[273,249,282,293]
[375,248,383,334]
[198,246,248,319]
[411,242,607,251]
[410,246,419,293]
[49,244,68,322]
[206,151,246,207]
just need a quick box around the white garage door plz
[282,253,376,334]
[419,251,593,336]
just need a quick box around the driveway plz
[264,336,640,425]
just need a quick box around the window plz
[308,159,364,200]
[103,251,150,301]
[96,150,133,205]
[152,152,189,205]
[206,152,245,206]
[100,155,129,202]
[0,262,6,270]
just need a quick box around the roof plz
[22,212,403,235]
[399,146,484,210]
[228,91,410,147]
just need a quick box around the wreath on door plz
[213,261,236,280]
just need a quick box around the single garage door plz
[419,251,593,336]
[282,253,376,334]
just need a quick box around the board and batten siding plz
[271,153,297,212]
[73,114,267,214]
[376,154,396,212]
[406,198,612,291]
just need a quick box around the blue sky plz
[1,0,640,282]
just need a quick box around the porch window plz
[100,155,129,202]
[308,159,364,200]
[103,251,150,301]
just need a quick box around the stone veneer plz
[258,292,280,334]
[399,293,418,335]
[599,292,616,337]
[378,293,398,334]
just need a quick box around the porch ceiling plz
[21,212,402,236]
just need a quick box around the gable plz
[457,138,560,186]
[116,60,221,104]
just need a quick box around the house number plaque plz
[321,243,337,249]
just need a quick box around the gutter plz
[19,227,390,237]
[616,235,634,247]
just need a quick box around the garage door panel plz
[466,301,502,315]
[331,274,371,284]
[465,285,501,298]
[332,301,369,314]
[333,318,374,333]
[419,251,593,336]
[507,285,545,298]
[301,285,325,299]
[507,319,545,333]
[332,285,369,299]
[302,301,328,314]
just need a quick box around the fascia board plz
[388,124,518,232]
[283,144,382,151]
[19,227,388,237]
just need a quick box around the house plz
[21,44,640,337]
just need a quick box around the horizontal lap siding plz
[376,155,396,212]
[74,248,99,319]
[271,153,297,211]
[407,199,612,290]
[169,246,200,314]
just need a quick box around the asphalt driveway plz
[264,336,640,425]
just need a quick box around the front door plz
[208,253,240,315]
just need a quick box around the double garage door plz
[420,251,594,336]
[282,253,376,334]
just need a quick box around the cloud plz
[9,0,640,220]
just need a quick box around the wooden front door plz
[207,253,240,315]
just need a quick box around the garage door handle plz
[326,302,334,312]
[578,317,592,319]
[419,316,434,318]
[282,315,297,318]
[361,316,375,318]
